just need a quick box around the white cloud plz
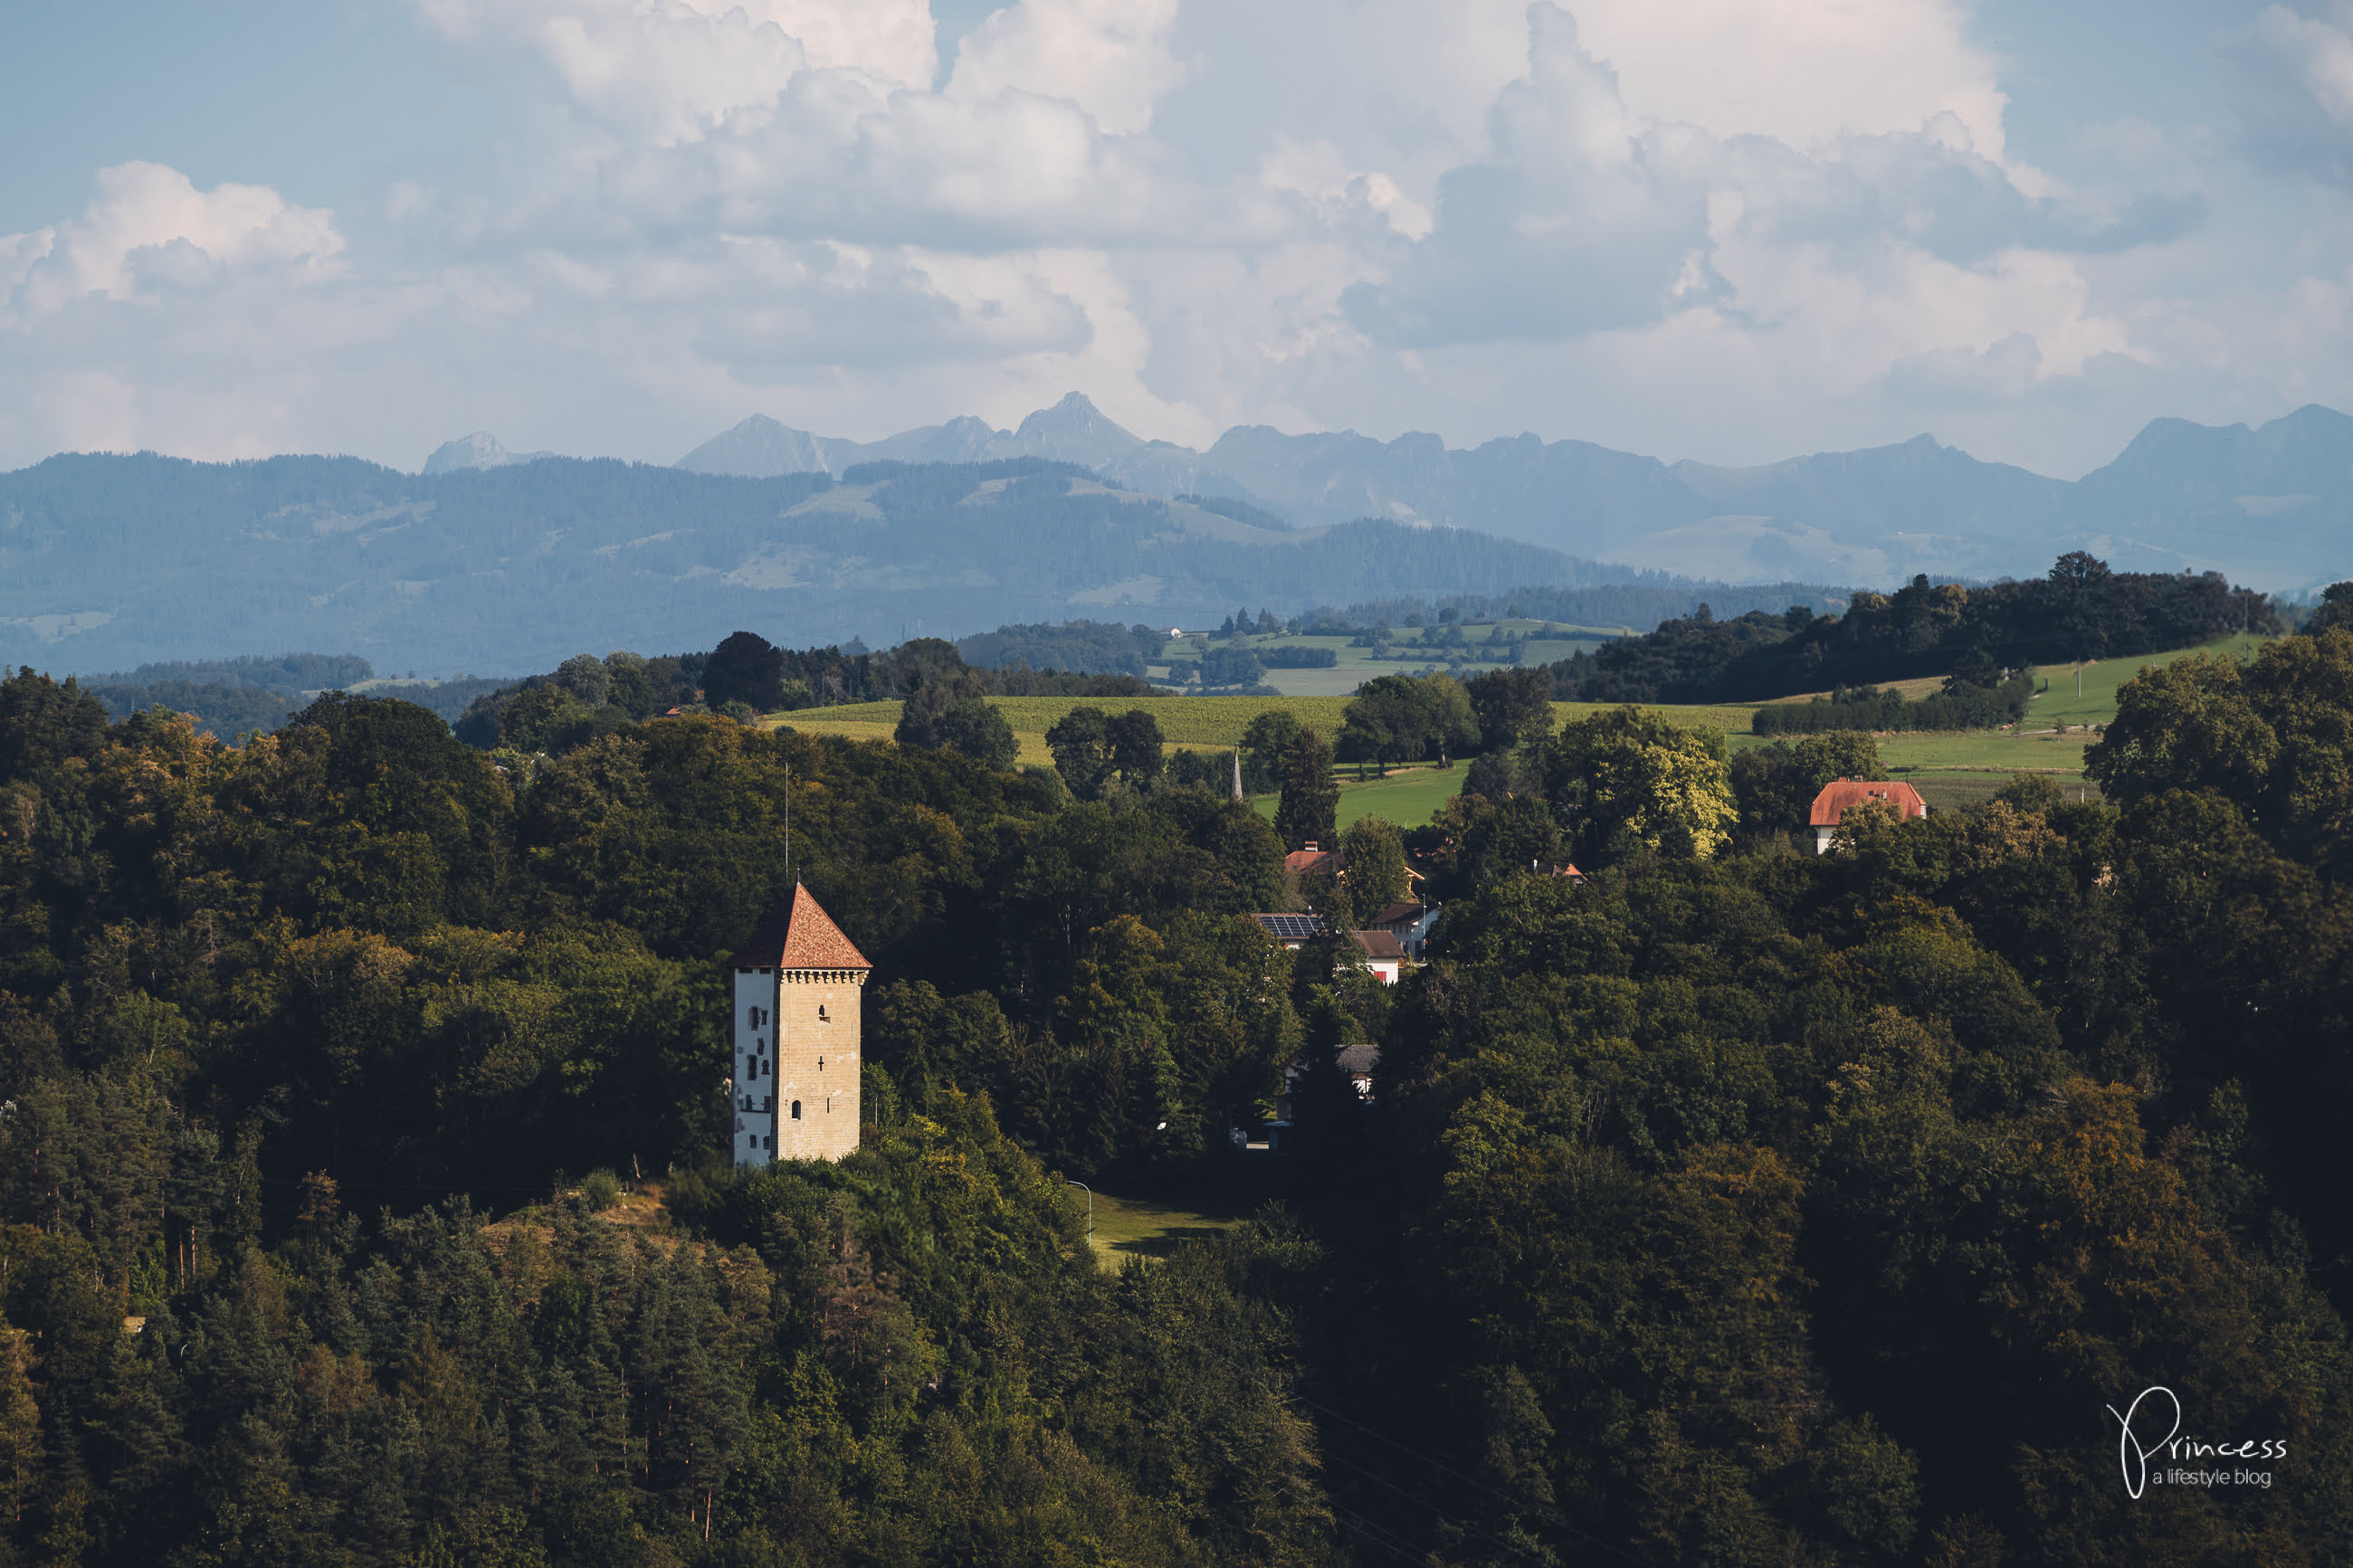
[1257,140,1434,240]
[948,0,1186,137]
[1567,0,2012,160]
[407,0,935,144]
[0,162,343,323]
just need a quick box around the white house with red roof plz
[1808,778,1929,854]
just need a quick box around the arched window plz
[790,1100,802,1120]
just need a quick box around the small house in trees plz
[729,885,871,1166]
[1284,841,1344,878]
[1350,929,1405,984]
[1808,778,1929,854]
[1249,913,1404,984]
[1367,899,1440,957]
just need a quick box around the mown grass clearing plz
[1069,1185,1248,1271]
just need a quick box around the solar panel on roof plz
[1253,914,1328,940]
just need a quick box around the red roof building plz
[1284,841,1344,878]
[1808,778,1928,853]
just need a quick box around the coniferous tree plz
[1275,727,1338,851]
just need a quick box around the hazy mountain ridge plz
[0,453,1729,677]
[667,396,2353,590]
[13,398,2341,680]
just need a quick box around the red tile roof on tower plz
[1809,778,1929,827]
[728,884,872,970]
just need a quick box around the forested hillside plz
[1,614,2351,1563]
[1550,552,2275,703]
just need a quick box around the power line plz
[1314,1447,1555,1566]
[1266,1480,1427,1567]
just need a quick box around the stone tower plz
[727,884,871,1166]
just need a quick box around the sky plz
[4,0,2349,479]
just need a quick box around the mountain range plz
[3,452,1767,678]
[652,394,2353,592]
[1,396,2337,680]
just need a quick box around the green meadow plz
[769,634,2272,825]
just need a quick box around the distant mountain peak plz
[424,432,510,474]
[1005,392,1144,465]
[676,414,828,479]
[423,431,557,475]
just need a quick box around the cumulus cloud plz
[1567,0,2013,162]
[1342,5,1717,346]
[407,0,935,143]
[1,0,2331,480]
[948,0,1186,137]
[0,162,343,322]
[1336,3,2172,361]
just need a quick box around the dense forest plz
[2,611,2352,1562]
[954,621,1167,678]
[1550,554,2276,703]
[80,656,378,741]
[1337,580,1846,633]
[451,634,1157,755]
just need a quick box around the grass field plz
[767,634,2273,824]
[1248,765,1469,832]
[2024,632,2268,728]
[1738,634,2272,803]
